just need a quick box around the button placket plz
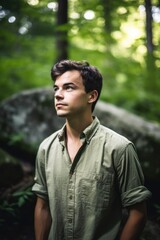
[66,174,75,239]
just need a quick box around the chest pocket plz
[80,172,113,209]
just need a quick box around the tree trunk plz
[145,0,154,53]
[144,0,159,93]
[101,0,114,46]
[55,0,68,62]
[101,0,112,33]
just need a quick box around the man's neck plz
[65,115,93,140]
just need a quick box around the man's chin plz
[56,112,68,118]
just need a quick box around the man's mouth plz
[56,103,67,107]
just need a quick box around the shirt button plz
[68,219,72,223]
[69,195,73,200]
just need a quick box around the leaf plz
[18,197,26,207]
[13,191,25,197]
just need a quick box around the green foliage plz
[0,0,160,124]
[0,187,34,227]
[0,36,54,101]
[12,188,33,207]
[8,133,24,145]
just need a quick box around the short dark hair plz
[51,60,103,111]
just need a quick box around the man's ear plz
[88,90,98,104]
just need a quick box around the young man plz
[32,60,151,240]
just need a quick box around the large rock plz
[0,88,65,162]
[0,87,160,182]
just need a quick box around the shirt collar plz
[80,116,100,143]
[57,116,100,143]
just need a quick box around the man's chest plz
[45,139,115,190]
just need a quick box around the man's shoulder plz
[97,124,135,159]
[39,129,61,149]
[98,123,131,146]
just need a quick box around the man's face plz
[53,70,91,118]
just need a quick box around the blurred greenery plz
[0,0,160,123]
[0,186,34,229]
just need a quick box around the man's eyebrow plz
[64,82,76,86]
[54,82,76,88]
[53,84,58,88]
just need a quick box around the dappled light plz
[8,15,16,23]
[0,0,159,120]
[47,2,58,11]
[27,0,39,6]
[83,10,95,20]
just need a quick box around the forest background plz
[0,0,160,238]
[0,0,160,124]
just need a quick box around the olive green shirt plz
[32,117,151,240]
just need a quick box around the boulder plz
[0,87,65,162]
[0,87,160,182]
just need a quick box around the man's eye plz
[66,86,74,91]
[53,87,58,93]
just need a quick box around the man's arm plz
[34,196,52,240]
[120,202,147,240]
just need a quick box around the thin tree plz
[144,0,158,92]
[55,0,68,62]
[101,0,114,47]
[145,0,154,53]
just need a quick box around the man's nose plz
[54,88,64,99]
